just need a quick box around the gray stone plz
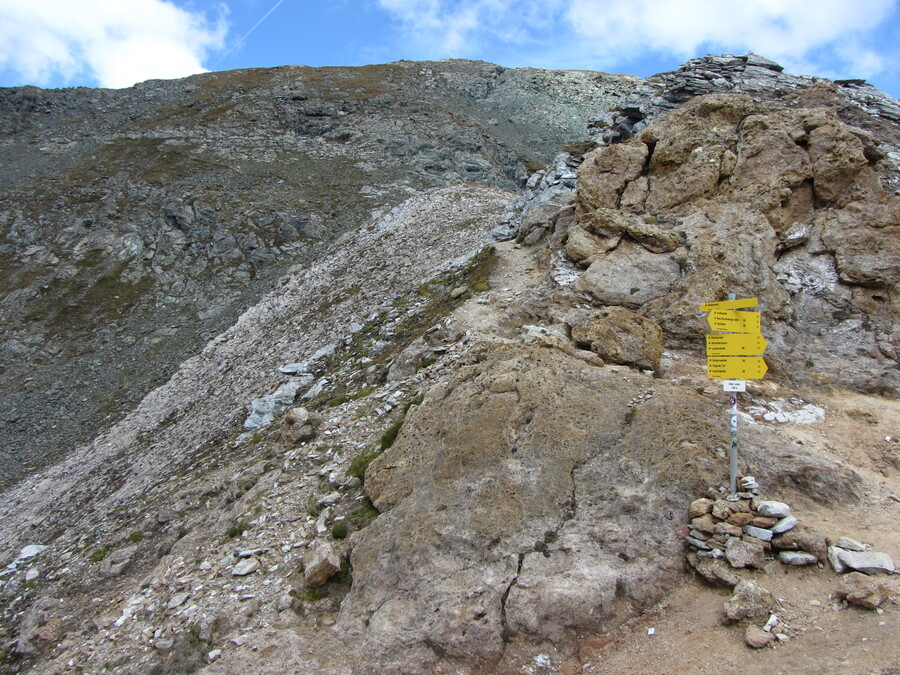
[686,536,712,550]
[167,592,190,609]
[835,549,895,575]
[742,525,774,542]
[155,639,174,651]
[834,536,868,552]
[777,551,817,566]
[24,568,39,582]
[771,515,798,534]
[724,580,775,622]
[303,541,341,587]
[14,545,48,562]
[745,624,775,648]
[244,379,306,429]
[99,545,138,578]
[828,546,848,573]
[725,538,766,569]
[756,501,790,518]
[232,558,260,577]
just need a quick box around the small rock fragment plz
[725,580,775,622]
[167,592,191,609]
[232,558,260,577]
[742,525,774,542]
[745,625,775,649]
[778,551,818,566]
[834,536,868,552]
[835,572,889,609]
[303,541,341,587]
[771,515,798,534]
[756,501,790,518]
[835,549,895,575]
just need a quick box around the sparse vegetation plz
[380,418,405,450]
[128,531,143,543]
[331,521,348,539]
[89,545,108,563]
[347,450,381,480]
[226,521,248,539]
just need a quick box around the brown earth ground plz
[460,242,900,675]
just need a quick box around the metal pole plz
[727,292,738,495]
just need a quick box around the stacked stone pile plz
[686,493,815,571]
[687,491,896,576]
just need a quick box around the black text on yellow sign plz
[707,356,769,379]
[700,297,768,380]
[705,333,768,356]
[706,309,761,334]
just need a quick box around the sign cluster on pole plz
[699,296,768,495]
[700,297,768,382]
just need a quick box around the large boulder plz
[570,307,664,370]
[339,343,726,667]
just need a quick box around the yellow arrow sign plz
[699,297,758,312]
[706,333,768,356]
[707,356,768,379]
[707,310,761,333]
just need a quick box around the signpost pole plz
[726,293,738,496]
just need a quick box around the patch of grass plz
[380,418,405,450]
[402,394,424,415]
[470,281,490,292]
[226,521,248,539]
[523,158,546,173]
[73,249,104,268]
[351,386,376,401]
[624,407,638,426]
[302,587,322,602]
[349,498,380,528]
[251,432,263,444]
[644,216,659,225]
[347,450,381,480]
[326,394,348,408]
[128,531,143,543]
[331,521,348,539]
[563,141,598,156]
[416,356,437,371]
[89,545,108,563]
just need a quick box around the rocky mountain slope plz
[0,60,637,486]
[1,55,898,674]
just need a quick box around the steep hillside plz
[0,60,637,486]
[0,55,898,674]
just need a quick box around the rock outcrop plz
[571,92,899,394]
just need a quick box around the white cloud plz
[0,0,227,88]
[377,0,899,84]
[565,0,897,66]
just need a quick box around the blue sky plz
[1,0,898,100]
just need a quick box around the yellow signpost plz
[699,296,768,495]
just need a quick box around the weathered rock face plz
[341,343,724,666]
[0,60,638,486]
[572,93,900,395]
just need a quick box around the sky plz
[0,0,898,100]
